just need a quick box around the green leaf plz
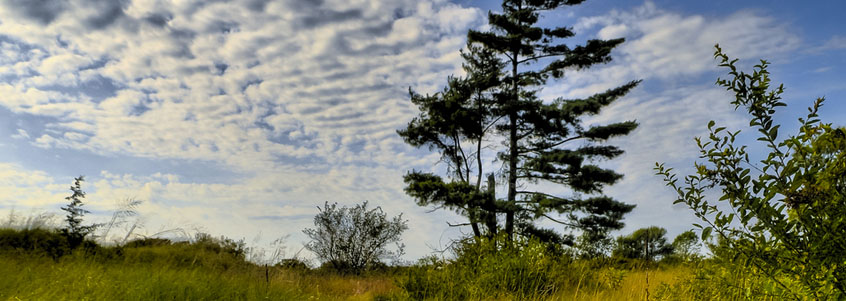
[701,227,712,241]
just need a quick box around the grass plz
[0,252,402,300]
[0,227,404,300]
[562,266,693,300]
[0,227,798,300]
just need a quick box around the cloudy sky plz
[0,0,844,261]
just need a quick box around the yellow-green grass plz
[0,253,401,300]
[560,266,693,300]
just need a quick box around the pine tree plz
[468,0,639,243]
[399,44,504,238]
[401,0,639,245]
[60,176,98,248]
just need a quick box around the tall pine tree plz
[469,0,639,244]
[401,0,639,245]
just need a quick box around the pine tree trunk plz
[469,210,481,237]
[485,173,497,237]
[505,52,519,243]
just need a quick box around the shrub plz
[303,201,407,274]
[656,46,846,298]
[123,237,173,248]
[276,258,310,271]
[0,228,70,259]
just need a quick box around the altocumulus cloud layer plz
[0,0,483,256]
[0,0,834,259]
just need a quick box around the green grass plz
[1,254,295,300]
[0,252,405,300]
[0,227,810,300]
[0,228,403,300]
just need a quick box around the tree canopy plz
[400,0,639,245]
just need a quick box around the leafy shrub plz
[656,46,846,298]
[303,201,407,274]
[192,233,248,260]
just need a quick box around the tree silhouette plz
[59,176,99,248]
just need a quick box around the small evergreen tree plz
[59,176,98,248]
[469,0,640,244]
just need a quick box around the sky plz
[0,0,844,262]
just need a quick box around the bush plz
[0,228,71,259]
[656,46,846,298]
[276,258,310,271]
[303,201,407,274]
[123,237,173,248]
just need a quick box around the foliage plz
[656,45,846,298]
[653,241,808,300]
[398,235,583,299]
[303,201,408,274]
[1,226,724,300]
[402,0,639,247]
[670,230,701,262]
[468,0,639,244]
[400,44,503,238]
[612,226,673,261]
[0,228,72,259]
[574,230,614,259]
[59,176,99,248]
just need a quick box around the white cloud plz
[812,35,846,53]
[10,129,29,140]
[0,0,485,174]
[539,1,803,238]
[570,1,800,86]
[0,0,486,258]
[0,0,818,259]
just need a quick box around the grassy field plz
[0,247,402,300]
[0,227,793,300]
[0,253,695,300]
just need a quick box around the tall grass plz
[0,214,805,300]
[0,226,403,300]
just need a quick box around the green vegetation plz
[0,225,719,300]
[612,226,674,261]
[59,176,100,249]
[304,201,408,274]
[0,228,402,300]
[2,2,843,300]
[657,46,846,299]
[400,0,639,247]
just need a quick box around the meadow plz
[0,224,790,300]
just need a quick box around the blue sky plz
[0,0,843,261]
